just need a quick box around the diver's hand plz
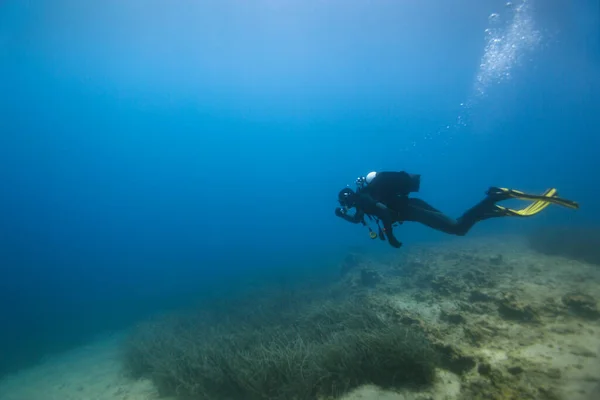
[335,207,346,217]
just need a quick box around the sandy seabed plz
[1,234,599,400]
[0,333,160,400]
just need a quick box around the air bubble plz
[474,0,541,99]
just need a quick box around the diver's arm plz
[335,207,365,224]
[368,198,401,221]
[354,192,391,214]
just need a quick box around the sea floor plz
[0,333,159,400]
[1,234,599,400]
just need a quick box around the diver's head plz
[338,187,356,208]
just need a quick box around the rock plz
[462,369,542,399]
[569,345,597,358]
[528,226,600,266]
[507,365,524,375]
[435,343,476,375]
[528,264,543,273]
[477,362,492,376]
[540,297,563,318]
[393,259,427,277]
[413,292,429,302]
[472,303,499,317]
[464,326,487,346]
[462,269,493,287]
[441,311,466,325]
[537,386,562,400]
[340,253,364,276]
[545,368,562,380]
[549,325,577,335]
[431,275,465,295]
[470,290,494,302]
[497,294,540,323]
[489,254,503,265]
[562,292,599,319]
[407,259,427,271]
[457,301,477,312]
[464,319,501,345]
[583,375,600,382]
[443,251,461,261]
[360,268,381,287]
[415,272,435,289]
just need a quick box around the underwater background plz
[0,0,598,386]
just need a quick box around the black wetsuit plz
[336,171,499,248]
[335,191,404,248]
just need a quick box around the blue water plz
[0,0,598,378]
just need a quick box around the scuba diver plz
[335,171,579,248]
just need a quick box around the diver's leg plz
[405,190,556,236]
[403,198,468,235]
[402,197,503,236]
[381,219,402,248]
[454,197,506,234]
